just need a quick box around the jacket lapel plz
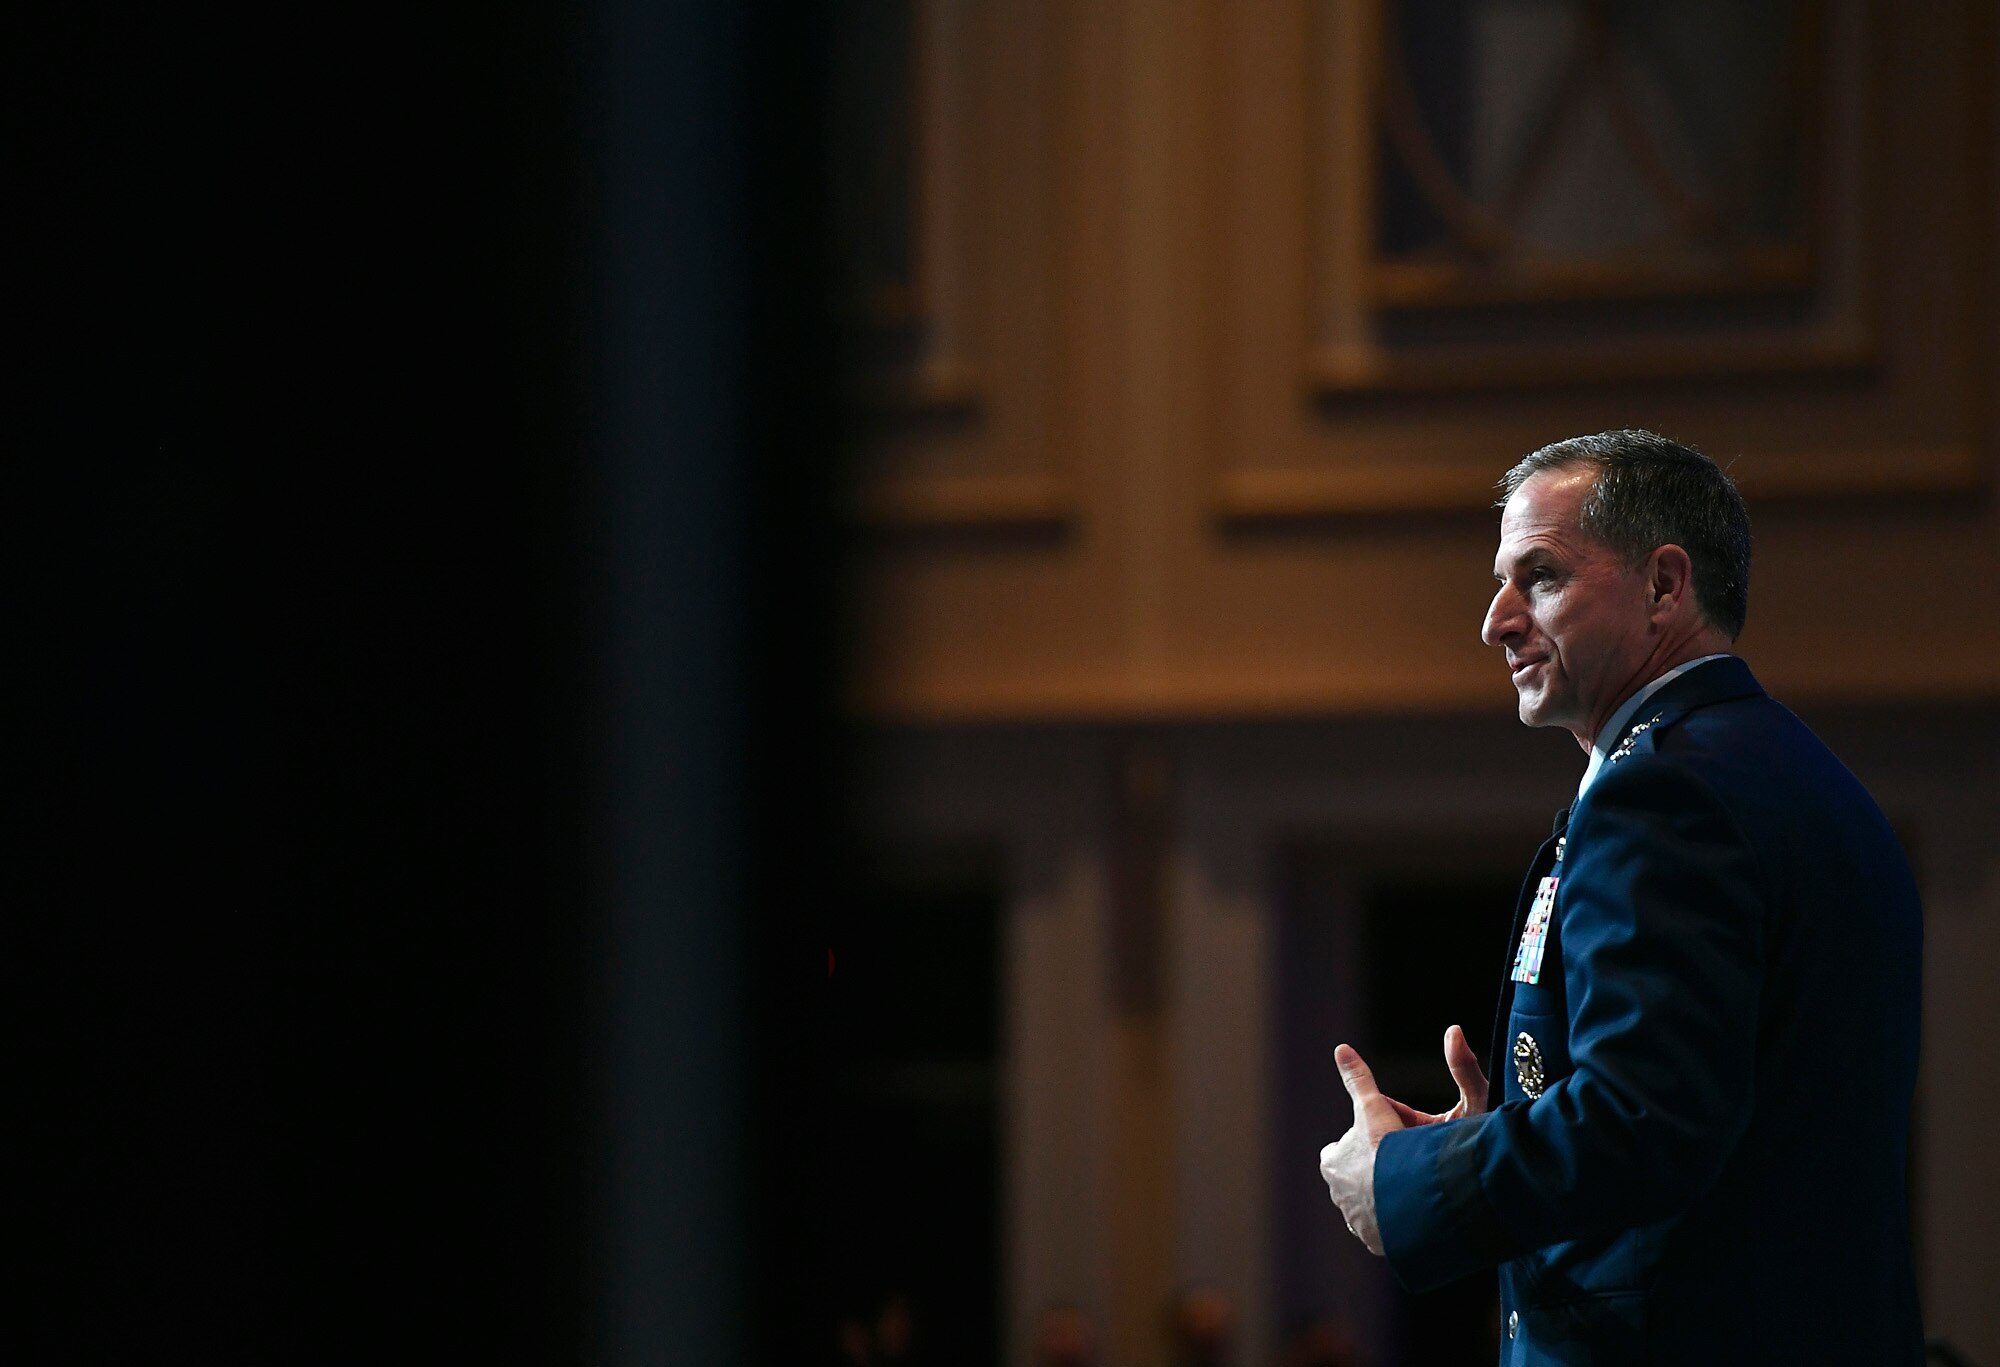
[1488,804,1570,1089]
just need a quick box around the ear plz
[1646,544,1695,624]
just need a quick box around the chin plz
[1514,691,1564,730]
[1512,687,1543,726]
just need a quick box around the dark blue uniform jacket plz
[1373,657,1924,1365]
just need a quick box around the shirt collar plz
[1576,653,1734,798]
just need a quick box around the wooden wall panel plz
[850,0,2000,721]
[849,0,1070,526]
[850,0,1135,713]
[1210,0,1988,516]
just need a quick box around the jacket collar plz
[1598,655,1765,769]
[1630,652,1762,722]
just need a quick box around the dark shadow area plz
[22,3,847,1361]
[1273,842,1522,1367]
[820,847,1004,1367]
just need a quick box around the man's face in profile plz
[1482,468,1656,744]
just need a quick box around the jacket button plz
[1508,1310,1519,1340]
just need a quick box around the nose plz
[1482,582,1524,648]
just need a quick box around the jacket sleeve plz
[1373,755,1767,1291]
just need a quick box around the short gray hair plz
[1499,430,1752,639]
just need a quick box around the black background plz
[21,4,839,1360]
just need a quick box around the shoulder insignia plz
[1606,711,1664,765]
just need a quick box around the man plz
[1319,431,1924,1363]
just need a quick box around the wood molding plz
[1217,438,1984,524]
[1368,244,1818,310]
[1303,322,1878,397]
[1301,0,1874,395]
[844,0,1072,529]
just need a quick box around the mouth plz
[1509,656,1547,681]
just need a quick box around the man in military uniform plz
[1318,431,1924,1363]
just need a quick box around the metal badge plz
[1513,1031,1548,1098]
[1607,712,1664,765]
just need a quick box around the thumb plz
[1335,1044,1398,1138]
[1443,1024,1489,1113]
[1335,1043,1386,1111]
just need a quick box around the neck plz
[1570,627,1734,752]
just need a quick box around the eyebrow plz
[1494,548,1561,581]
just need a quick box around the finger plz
[1443,1024,1489,1111]
[1334,1044,1382,1103]
[1384,1096,1437,1128]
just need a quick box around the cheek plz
[1535,599,1570,653]
[1550,608,1621,677]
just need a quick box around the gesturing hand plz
[1382,1024,1490,1129]
[1318,1028,1490,1256]
[1317,1044,1401,1255]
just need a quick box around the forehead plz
[1495,467,1598,566]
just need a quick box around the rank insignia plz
[1607,711,1664,765]
[1513,1031,1548,1098]
[1510,877,1557,984]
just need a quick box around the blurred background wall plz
[827,3,2000,1366]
